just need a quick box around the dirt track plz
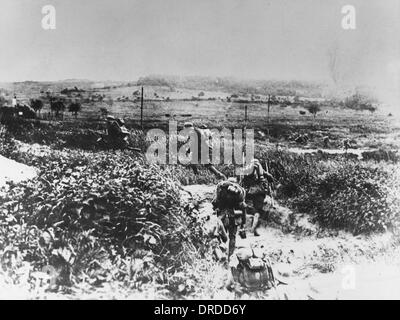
[0,155,37,189]
[183,184,400,300]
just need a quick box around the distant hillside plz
[137,75,328,98]
[0,76,380,103]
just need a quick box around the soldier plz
[241,159,275,236]
[343,138,351,152]
[106,116,131,149]
[323,136,330,148]
[211,178,247,259]
[183,122,227,179]
[12,95,17,108]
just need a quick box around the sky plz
[0,0,399,96]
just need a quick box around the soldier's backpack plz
[230,247,276,290]
[212,180,246,210]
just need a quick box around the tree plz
[50,99,65,118]
[30,99,44,114]
[270,95,278,105]
[198,91,205,97]
[306,103,321,120]
[68,102,81,118]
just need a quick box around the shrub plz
[260,149,400,234]
[0,143,209,291]
[361,149,399,163]
[304,163,400,234]
[344,94,377,113]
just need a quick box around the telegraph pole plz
[244,105,248,127]
[240,105,248,185]
[267,94,271,137]
[140,86,144,130]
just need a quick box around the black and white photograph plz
[0,0,400,301]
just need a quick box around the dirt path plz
[0,155,37,189]
[182,184,400,300]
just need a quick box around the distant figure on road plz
[343,138,351,152]
[323,136,330,148]
[183,122,227,180]
[12,95,17,108]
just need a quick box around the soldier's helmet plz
[106,115,116,121]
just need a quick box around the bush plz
[0,141,209,292]
[305,163,400,234]
[260,149,400,234]
[361,149,399,163]
[344,94,377,113]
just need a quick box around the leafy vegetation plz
[305,102,321,119]
[0,128,213,297]
[30,99,44,114]
[50,99,66,117]
[261,149,400,234]
[68,102,82,118]
[343,93,377,113]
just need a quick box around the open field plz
[4,81,400,150]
